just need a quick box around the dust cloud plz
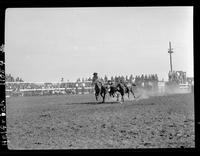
[105,84,192,102]
[135,85,192,101]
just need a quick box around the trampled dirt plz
[6,93,194,149]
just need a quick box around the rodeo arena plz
[5,43,194,149]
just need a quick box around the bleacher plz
[5,81,94,97]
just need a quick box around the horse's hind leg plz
[102,94,105,103]
[131,90,135,98]
[133,92,136,98]
[95,93,98,101]
[116,93,119,101]
[100,92,105,103]
[122,95,124,102]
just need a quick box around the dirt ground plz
[6,92,194,149]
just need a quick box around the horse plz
[115,82,127,102]
[109,82,136,102]
[125,83,136,98]
[94,80,108,103]
[107,83,118,97]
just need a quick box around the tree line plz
[76,74,159,83]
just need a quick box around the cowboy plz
[92,73,107,103]
[92,72,98,85]
[92,72,104,85]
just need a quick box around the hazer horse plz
[94,80,107,103]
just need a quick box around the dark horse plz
[108,84,118,97]
[124,83,136,98]
[109,82,136,102]
[94,80,107,103]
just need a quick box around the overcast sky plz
[5,7,193,82]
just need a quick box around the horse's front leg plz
[109,91,113,97]
[112,92,115,97]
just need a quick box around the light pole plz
[168,41,174,72]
